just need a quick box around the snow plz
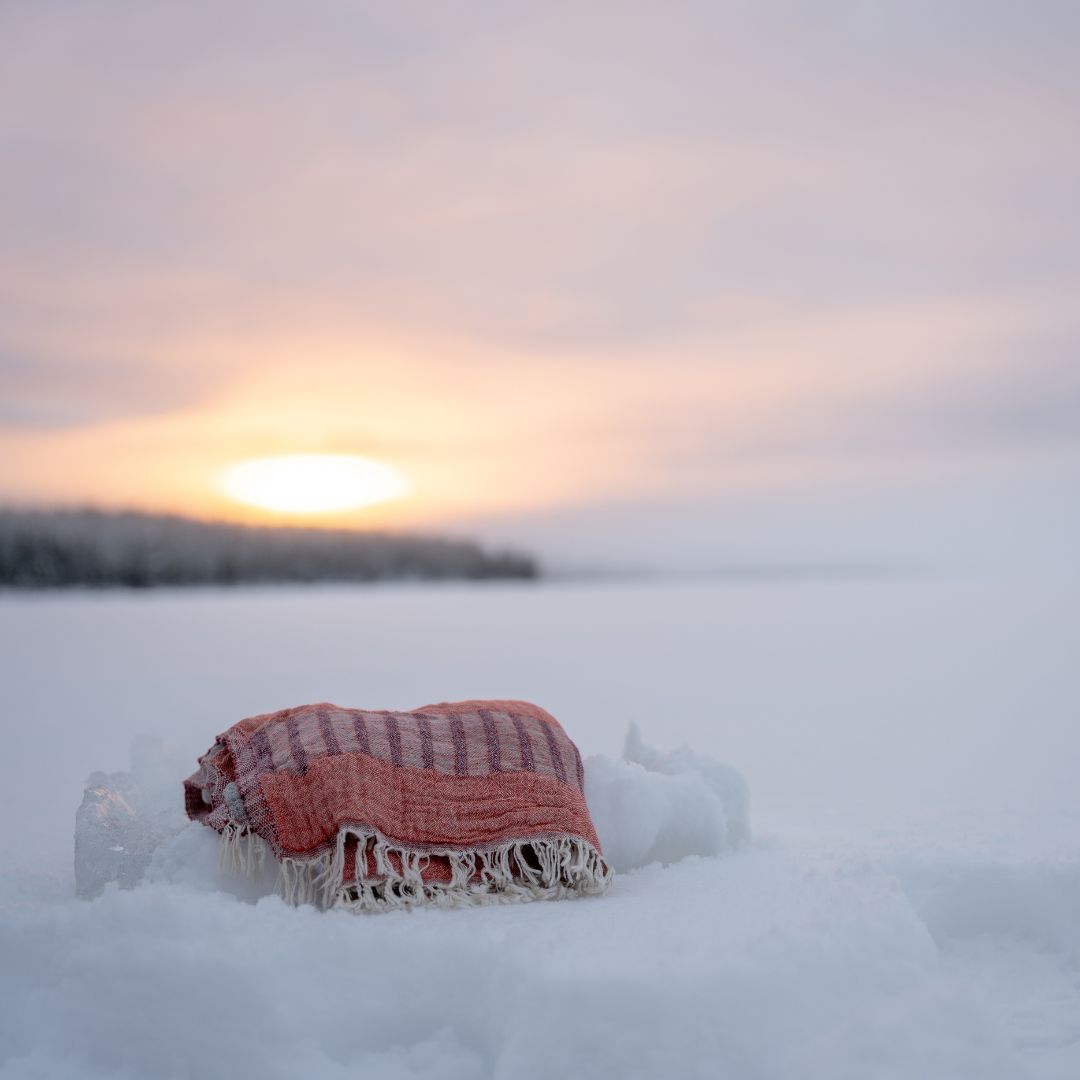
[2,578,1079,1078]
[584,726,748,872]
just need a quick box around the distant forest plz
[0,508,538,588]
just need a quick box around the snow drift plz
[10,727,1068,1079]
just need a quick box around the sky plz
[1,1,1078,572]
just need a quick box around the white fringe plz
[219,824,612,913]
[217,822,269,877]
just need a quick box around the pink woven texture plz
[185,699,610,905]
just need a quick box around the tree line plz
[0,508,538,588]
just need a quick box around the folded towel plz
[185,699,612,911]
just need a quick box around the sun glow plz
[218,454,409,515]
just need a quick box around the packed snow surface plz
[2,579,1079,1079]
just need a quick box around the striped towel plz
[184,699,612,911]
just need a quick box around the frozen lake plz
[2,577,1079,1078]
[3,576,1077,873]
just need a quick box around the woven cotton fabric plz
[185,699,612,911]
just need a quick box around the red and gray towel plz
[185,699,612,911]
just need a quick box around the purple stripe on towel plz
[512,714,536,772]
[250,729,274,775]
[385,714,403,767]
[352,712,371,756]
[285,713,308,774]
[317,706,341,756]
[479,708,501,772]
[416,714,435,770]
[450,714,468,775]
[542,723,568,784]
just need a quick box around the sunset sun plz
[218,454,409,515]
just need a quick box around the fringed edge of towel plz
[217,823,612,913]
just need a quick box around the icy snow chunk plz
[586,757,726,871]
[74,779,143,898]
[74,737,188,899]
[586,724,750,871]
[624,722,750,846]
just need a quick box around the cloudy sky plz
[2,1,1078,571]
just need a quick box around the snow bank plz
[2,731,1072,1079]
[6,841,1078,1080]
